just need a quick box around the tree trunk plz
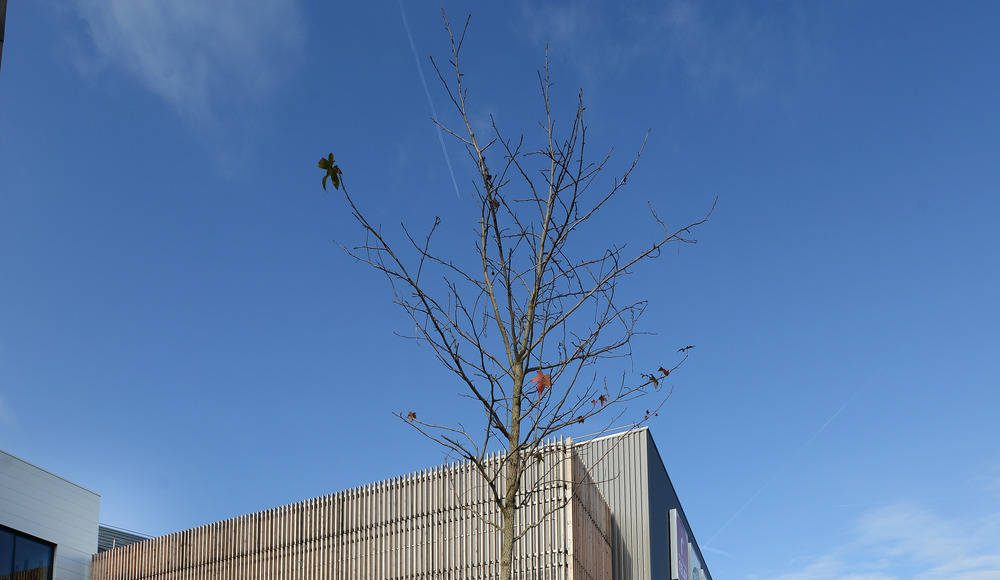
[500,372,524,580]
[499,446,522,580]
[499,500,516,580]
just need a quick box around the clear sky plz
[2,2,999,578]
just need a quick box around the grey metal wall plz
[97,526,148,554]
[575,430,652,580]
[575,428,712,580]
[0,450,101,580]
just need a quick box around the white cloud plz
[521,1,596,48]
[656,0,801,96]
[519,0,811,96]
[74,0,305,123]
[767,555,896,580]
[766,503,1000,580]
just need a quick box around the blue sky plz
[2,1,999,578]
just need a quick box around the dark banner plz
[0,0,7,70]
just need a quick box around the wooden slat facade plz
[92,439,611,580]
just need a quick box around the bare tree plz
[316,13,712,580]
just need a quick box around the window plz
[0,525,55,580]
[0,531,12,576]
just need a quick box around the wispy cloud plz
[700,545,734,559]
[521,1,596,48]
[519,0,811,96]
[765,503,1000,580]
[0,396,13,427]
[988,466,1000,495]
[74,0,305,124]
[705,393,859,547]
[762,555,896,580]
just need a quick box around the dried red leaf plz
[530,371,552,396]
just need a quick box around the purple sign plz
[670,509,689,580]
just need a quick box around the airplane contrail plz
[398,2,462,200]
[704,392,858,546]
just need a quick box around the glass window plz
[0,529,13,576]
[14,535,53,579]
[0,526,54,580]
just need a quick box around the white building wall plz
[0,450,101,580]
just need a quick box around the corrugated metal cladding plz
[92,440,612,580]
[575,429,712,580]
[574,430,651,580]
[0,450,101,580]
[97,526,148,553]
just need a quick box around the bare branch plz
[315,14,711,580]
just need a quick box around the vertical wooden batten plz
[92,440,612,580]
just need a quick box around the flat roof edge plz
[571,425,649,447]
[1,449,101,498]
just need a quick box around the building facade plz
[92,439,610,580]
[576,429,712,580]
[91,429,710,580]
[0,450,101,580]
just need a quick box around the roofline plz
[0,449,101,497]
[0,428,640,504]
[571,427,714,580]
[99,524,151,539]
[571,425,650,447]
